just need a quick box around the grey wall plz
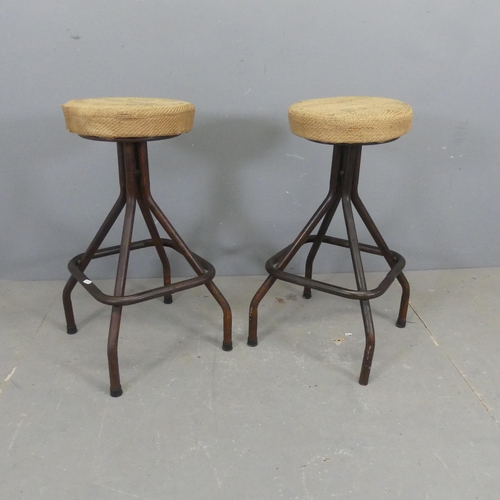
[1,0,499,280]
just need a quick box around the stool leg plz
[107,142,137,397]
[247,275,275,347]
[134,143,173,304]
[303,146,343,299]
[302,196,341,299]
[248,190,337,346]
[350,157,410,328]
[137,143,233,351]
[62,145,126,334]
[149,199,232,350]
[357,301,376,386]
[341,146,375,385]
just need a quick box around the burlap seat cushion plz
[288,96,413,144]
[62,97,195,139]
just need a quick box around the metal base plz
[248,144,410,386]
[63,139,232,398]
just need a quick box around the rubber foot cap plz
[222,342,233,352]
[110,388,123,398]
[164,296,173,304]
[396,319,406,328]
[303,290,312,299]
[247,338,258,347]
[67,326,78,335]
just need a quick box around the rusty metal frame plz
[63,138,232,397]
[248,143,409,386]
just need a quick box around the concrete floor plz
[0,268,499,499]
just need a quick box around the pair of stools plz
[61,96,412,397]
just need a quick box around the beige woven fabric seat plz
[62,97,195,139]
[288,96,413,144]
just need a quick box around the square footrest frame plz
[68,238,215,306]
[266,235,406,300]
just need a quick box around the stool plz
[248,96,413,385]
[61,97,232,397]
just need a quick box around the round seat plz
[288,96,413,144]
[62,97,195,139]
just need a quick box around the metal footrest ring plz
[68,238,215,306]
[266,235,405,301]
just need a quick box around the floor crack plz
[410,303,439,346]
[29,294,57,344]
[410,303,500,429]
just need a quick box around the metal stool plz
[61,97,232,397]
[248,96,413,385]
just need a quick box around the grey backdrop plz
[1,0,499,280]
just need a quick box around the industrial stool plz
[61,97,232,397]
[248,96,412,385]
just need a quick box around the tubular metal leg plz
[62,144,127,334]
[107,142,137,397]
[135,143,173,304]
[350,157,410,327]
[248,190,337,346]
[302,196,342,299]
[137,148,233,351]
[341,146,376,385]
[303,146,344,299]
